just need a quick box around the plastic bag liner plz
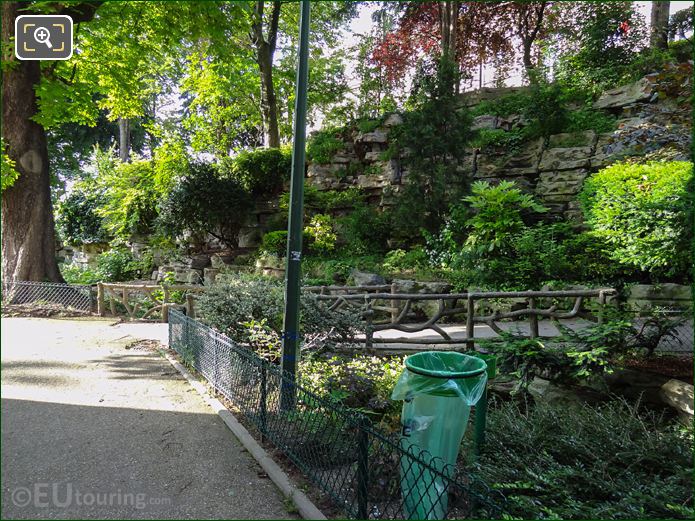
[391,352,488,520]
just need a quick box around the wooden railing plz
[120,281,616,346]
[312,287,618,348]
[97,282,205,321]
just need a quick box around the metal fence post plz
[260,362,268,436]
[357,417,369,519]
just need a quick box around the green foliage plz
[470,128,525,153]
[522,82,568,138]
[467,399,693,519]
[306,127,344,164]
[580,161,693,282]
[60,264,103,285]
[196,276,360,351]
[55,183,110,245]
[222,146,292,196]
[95,248,144,282]
[471,92,533,118]
[305,214,337,255]
[260,230,288,256]
[300,355,402,417]
[302,255,382,286]
[382,247,428,273]
[1,139,19,193]
[564,107,616,134]
[462,180,547,254]
[159,161,252,249]
[280,186,366,214]
[356,117,383,134]
[552,2,648,94]
[337,202,392,254]
[90,147,163,240]
[389,58,473,240]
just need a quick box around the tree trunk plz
[439,1,458,59]
[118,117,131,162]
[2,2,63,282]
[257,41,280,148]
[251,1,281,148]
[650,1,670,50]
[516,2,548,85]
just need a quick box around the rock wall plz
[304,65,692,223]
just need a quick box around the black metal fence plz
[168,309,506,519]
[1,281,93,312]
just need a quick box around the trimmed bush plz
[580,161,693,282]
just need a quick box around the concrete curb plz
[161,350,327,521]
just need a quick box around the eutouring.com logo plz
[11,483,171,510]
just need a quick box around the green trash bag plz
[391,351,488,520]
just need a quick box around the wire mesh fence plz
[168,309,506,519]
[1,281,93,312]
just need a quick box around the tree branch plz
[267,0,281,55]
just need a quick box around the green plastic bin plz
[391,351,488,520]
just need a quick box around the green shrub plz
[302,255,379,286]
[260,230,288,256]
[56,185,110,245]
[465,399,693,519]
[306,127,344,164]
[196,276,361,351]
[462,180,547,254]
[382,247,429,273]
[580,161,693,282]
[60,264,103,285]
[338,202,392,254]
[300,354,402,417]
[97,156,160,239]
[280,186,366,214]
[388,58,473,238]
[96,248,143,282]
[565,108,616,134]
[470,128,525,153]
[158,161,252,249]
[304,214,337,255]
[522,82,568,138]
[471,92,533,117]
[222,146,291,196]
[356,117,383,134]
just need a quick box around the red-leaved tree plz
[371,1,551,89]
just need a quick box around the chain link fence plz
[168,309,506,519]
[1,281,94,313]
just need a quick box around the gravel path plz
[1,317,296,520]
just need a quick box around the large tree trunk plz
[118,117,131,162]
[251,1,281,148]
[2,2,63,282]
[650,1,670,50]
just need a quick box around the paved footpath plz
[1,317,296,520]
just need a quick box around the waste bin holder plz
[391,351,488,520]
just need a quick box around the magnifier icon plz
[34,26,52,49]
